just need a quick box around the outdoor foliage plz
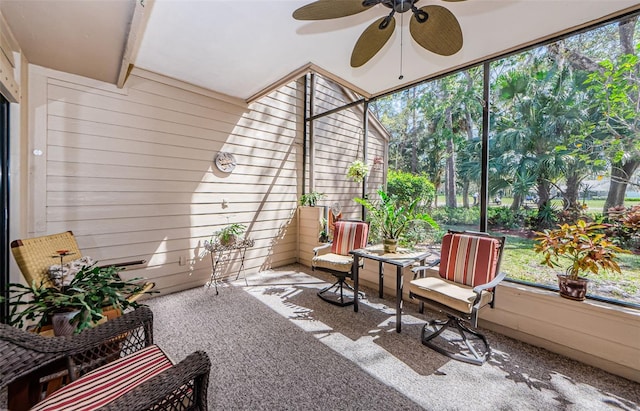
[387,170,436,209]
[605,205,640,251]
[369,13,640,304]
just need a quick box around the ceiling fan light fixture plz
[294,0,465,66]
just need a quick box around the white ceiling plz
[2,0,640,101]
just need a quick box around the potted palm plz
[3,264,149,335]
[534,220,626,301]
[354,189,438,253]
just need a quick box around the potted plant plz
[346,160,370,183]
[299,191,326,207]
[534,220,626,301]
[318,217,329,243]
[213,223,246,246]
[3,264,149,335]
[354,189,438,253]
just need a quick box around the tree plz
[559,16,639,211]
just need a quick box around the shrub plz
[387,170,436,209]
[487,206,522,229]
[430,206,479,226]
[605,205,640,251]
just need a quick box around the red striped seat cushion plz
[31,345,173,411]
[331,221,368,256]
[439,233,501,287]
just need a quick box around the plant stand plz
[206,238,255,295]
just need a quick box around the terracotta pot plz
[383,238,398,254]
[557,274,588,301]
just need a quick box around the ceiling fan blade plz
[293,0,374,20]
[351,16,396,68]
[410,5,463,56]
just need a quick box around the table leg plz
[396,265,403,333]
[209,251,219,295]
[378,261,384,298]
[353,255,360,313]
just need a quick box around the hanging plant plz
[346,160,370,182]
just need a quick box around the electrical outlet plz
[179,255,187,266]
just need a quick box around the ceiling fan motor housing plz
[381,0,416,14]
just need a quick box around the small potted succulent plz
[534,220,626,301]
[354,189,438,253]
[3,264,149,335]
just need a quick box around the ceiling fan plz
[293,0,465,68]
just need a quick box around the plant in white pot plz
[354,189,438,253]
[534,220,627,301]
[3,264,149,335]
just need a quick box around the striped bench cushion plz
[31,345,173,411]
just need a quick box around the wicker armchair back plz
[0,307,211,410]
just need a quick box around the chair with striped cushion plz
[312,221,369,306]
[1,307,211,410]
[409,230,506,365]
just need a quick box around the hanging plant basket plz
[346,160,370,182]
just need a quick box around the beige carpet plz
[147,264,640,411]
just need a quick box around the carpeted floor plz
[146,264,640,411]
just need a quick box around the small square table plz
[350,245,432,333]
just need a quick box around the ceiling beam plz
[117,0,153,88]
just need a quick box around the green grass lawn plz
[436,195,613,214]
[430,197,640,303]
[499,233,640,301]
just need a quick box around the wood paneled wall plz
[23,66,387,296]
[308,76,387,220]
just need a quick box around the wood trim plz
[246,63,372,104]
[116,0,153,88]
[27,65,47,235]
[0,10,20,102]
[130,67,247,108]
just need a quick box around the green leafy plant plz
[346,160,369,183]
[387,170,436,208]
[319,217,328,243]
[214,223,246,246]
[534,220,626,280]
[354,189,439,242]
[3,264,149,334]
[299,191,326,207]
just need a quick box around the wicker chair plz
[1,307,211,410]
[10,231,154,302]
